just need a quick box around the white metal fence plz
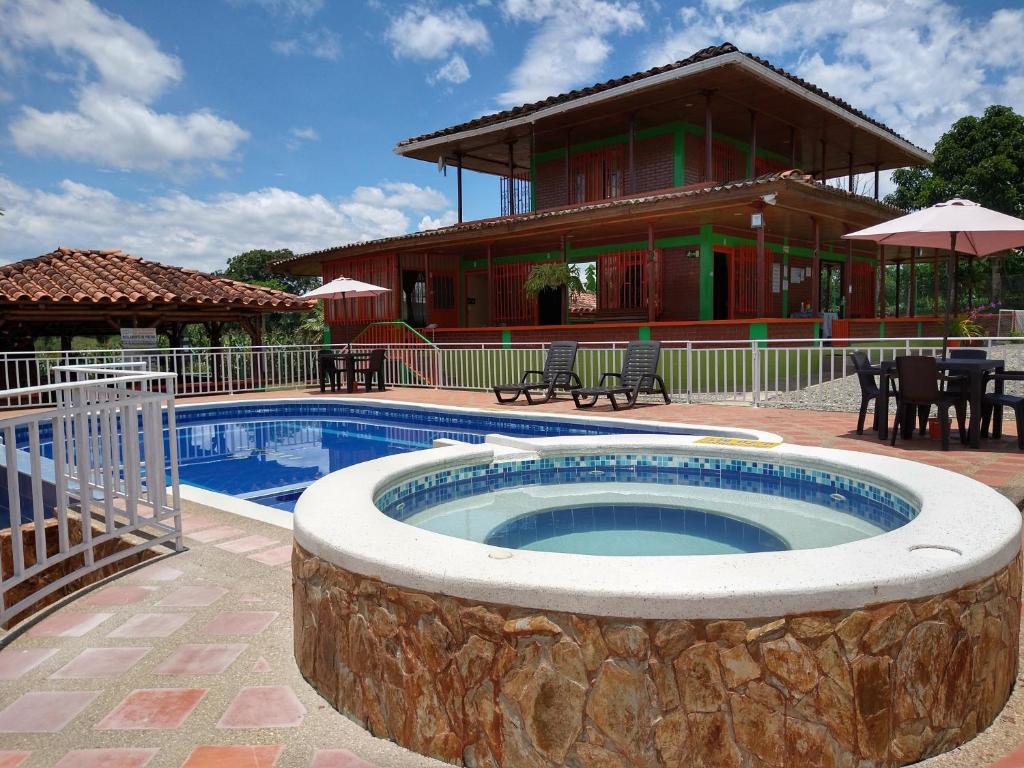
[0,362,182,625]
[1,337,1020,411]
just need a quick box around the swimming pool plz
[169,400,772,512]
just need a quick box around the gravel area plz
[763,345,1024,413]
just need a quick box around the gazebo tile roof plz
[0,248,313,310]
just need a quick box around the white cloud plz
[418,211,459,231]
[11,86,248,172]
[643,0,1024,150]
[286,126,320,150]
[498,0,645,106]
[0,0,248,174]
[0,176,454,271]
[386,6,491,60]
[231,0,324,17]
[271,28,341,60]
[432,54,471,85]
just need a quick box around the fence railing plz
[2,337,1020,412]
[1,362,182,626]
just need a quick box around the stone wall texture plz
[293,543,1021,768]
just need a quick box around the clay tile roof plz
[0,247,313,310]
[397,43,924,153]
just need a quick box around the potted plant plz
[524,263,584,326]
[948,311,984,346]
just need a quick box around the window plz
[571,146,626,203]
[432,275,455,310]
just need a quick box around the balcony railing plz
[499,176,533,216]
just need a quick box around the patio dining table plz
[875,356,1004,448]
[327,351,370,394]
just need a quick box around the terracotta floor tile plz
[0,691,98,733]
[0,753,30,768]
[96,688,206,730]
[52,748,159,768]
[200,611,279,637]
[187,525,243,543]
[50,647,151,679]
[181,746,283,768]
[989,742,1024,768]
[108,612,192,639]
[179,514,216,534]
[216,534,278,554]
[156,586,227,608]
[27,612,114,638]
[154,643,248,675]
[79,585,157,607]
[0,648,58,680]
[311,749,377,768]
[129,563,184,582]
[247,545,294,566]
[217,685,306,728]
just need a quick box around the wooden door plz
[428,271,458,327]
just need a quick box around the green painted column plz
[502,330,512,348]
[673,126,685,187]
[638,326,651,340]
[699,224,715,320]
[749,321,769,349]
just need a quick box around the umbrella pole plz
[942,232,957,359]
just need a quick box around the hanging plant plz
[523,263,584,297]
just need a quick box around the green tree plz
[886,105,1024,308]
[584,263,597,293]
[214,249,322,345]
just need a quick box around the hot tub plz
[292,433,1022,768]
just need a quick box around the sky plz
[0,0,1021,271]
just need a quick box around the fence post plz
[685,341,693,404]
[434,347,442,389]
[751,341,761,407]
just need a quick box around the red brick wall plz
[634,134,673,193]
[659,248,700,320]
[534,158,566,210]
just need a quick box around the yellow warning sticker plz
[695,436,782,448]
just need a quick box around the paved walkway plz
[0,388,1022,767]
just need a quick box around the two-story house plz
[276,43,941,345]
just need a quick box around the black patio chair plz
[890,356,967,451]
[981,371,1024,449]
[493,341,582,405]
[318,351,342,393]
[352,348,387,391]
[850,350,889,435]
[571,340,670,411]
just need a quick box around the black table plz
[876,357,1004,448]
[327,352,369,393]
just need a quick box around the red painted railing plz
[492,261,537,325]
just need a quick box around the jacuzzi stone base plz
[293,544,1021,768]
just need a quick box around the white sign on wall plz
[120,328,158,350]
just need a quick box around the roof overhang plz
[396,52,932,178]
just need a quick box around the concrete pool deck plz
[1,388,1023,767]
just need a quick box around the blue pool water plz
[2,402,707,523]
[483,503,789,555]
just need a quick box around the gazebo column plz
[167,322,185,350]
[240,316,264,389]
[206,322,225,389]
[810,217,821,315]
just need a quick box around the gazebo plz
[0,247,313,352]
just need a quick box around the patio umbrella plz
[844,198,1024,356]
[301,276,390,300]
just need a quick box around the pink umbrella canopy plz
[844,198,1024,355]
[844,198,1024,255]
[302,276,390,300]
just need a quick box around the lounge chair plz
[493,341,582,405]
[571,340,670,411]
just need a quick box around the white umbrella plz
[302,276,390,300]
[844,199,1024,355]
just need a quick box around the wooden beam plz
[909,249,917,317]
[810,216,820,315]
[507,142,515,215]
[564,129,572,205]
[647,222,657,323]
[456,153,463,224]
[873,164,880,201]
[486,243,494,326]
[628,113,636,194]
[755,204,766,317]
[704,91,713,182]
[748,110,757,179]
[847,152,854,193]
[878,244,886,318]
